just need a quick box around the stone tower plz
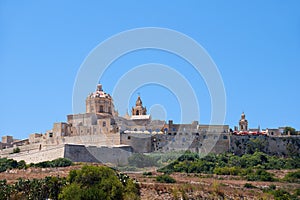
[239,112,248,131]
[86,84,114,116]
[132,96,147,116]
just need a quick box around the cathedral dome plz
[89,84,112,99]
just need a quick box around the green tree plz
[283,126,297,135]
[59,165,140,200]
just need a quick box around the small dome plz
[241,112,245,119]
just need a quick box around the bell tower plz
[132,95,147,116]
[239,112,248,131]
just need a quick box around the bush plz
[282,170,300,183]
[0,176,66,200]
[13,147,20,154]
[213,167,242,176]
[271,189,293,200]
[51,158,73,167]
[156,174,176,183]
[142,172,152,176]
[244,183,256,188]
[246,169,275,182]
[32,158,73,168]
[0,158,26,173]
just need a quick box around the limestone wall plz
[230,135,300,156]
[153,132,230,155]
[120,133,152,153]
[7,145,65,163]
[120,132,230,154]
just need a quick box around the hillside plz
[0,165,299,199]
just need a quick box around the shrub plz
[246,169,275,182]
[269,184,276,190]
[244,183,256,188]
[282,170,300,183]
[156,174,176,183]
[142,172,152,176]
[0,176,67,200]
[271,189,293,200]
[0,158,24,172]
[32,158,73,168]
[213,167,242,176]
[13,147,20,154]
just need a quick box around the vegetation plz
[142,171,152,176]
[158,151,300,182]
[0,176,66,200]
[0,158,27,173]
[244,183,256,188]
[283,126,297,135]
[0,165,140,200]
[30,158,73,168]
[12,147,20,154]
[246,169,275,182]
[59,165,140,200]
[0,158,72,173]
[128,153,159,168]
[283,170,300,183]
[156,174,176,183]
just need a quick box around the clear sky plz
[1,1,300,139]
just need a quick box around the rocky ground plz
[0,165,299,200]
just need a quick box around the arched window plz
[99,105,104,113]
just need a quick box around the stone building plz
[6,84,299,165]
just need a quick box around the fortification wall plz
[230,135,300,156]
[62,134,120,146]
[120,133,152,153]
[0,143,42,158]
[155,133,230,154]
[4,143,132,165]
[120,132,230,154]
[7,145,65,163]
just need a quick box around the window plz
[99,105,104,113]
[223,136,228,140]
[103,121,106,127]
[49,133,53,138]
[128,136,131,140]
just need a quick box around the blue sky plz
[1,1,300,139]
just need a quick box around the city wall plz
[230,135,300,156]
[3,143,132,165]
